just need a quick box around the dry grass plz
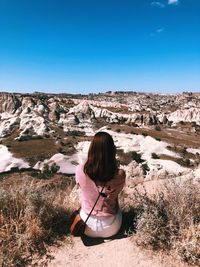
[2,127,92,166]
[118,124,200,148]
[131,180,200,266]
[3,133,59,166]
[0,173,75,267]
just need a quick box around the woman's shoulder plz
[111,168,125,184]
[76,164,84,171]
[117,168,126,179]
[75,164,85,177]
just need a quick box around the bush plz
[184,158,191,167]
[131,151,144,163]
[131,131,137,135]
[65,130,85,136]
[42,163,60,179]
[151,152,159,159]
[142,132,148,137]
[154,125,161,131]
[0,178,72,267]
[132,181,200,265]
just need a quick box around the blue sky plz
[0,0,200,94]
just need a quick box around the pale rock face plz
[0,116,20,138]
[69,101,91,115]
[72,98,125,109]
[0,93,200,180]
[0,93,21,113]
[0,145,30,172]
[15,113,48,141]
[21,107,32,116]
[21,97,35,109]
[61,114,79,126]
[59,115,94,136]
[145,168,172,181]
[76,141,90,164]
[168,108,200,125]
[193,166,200,181]
[48,102,59,121]
[36,104,45,115]
[33,141,91,175]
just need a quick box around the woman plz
[75,131,126,238]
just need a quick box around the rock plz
[0,93,21,113]
[123,161,144,187]
[0,117,20,138]
[168,108,200,125]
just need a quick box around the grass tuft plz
[132,180,200,265]
[0,176,74,267]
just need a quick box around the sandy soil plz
[46,236,189,267]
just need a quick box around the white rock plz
[0,145,30,172]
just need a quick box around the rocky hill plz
[0,91,200,181]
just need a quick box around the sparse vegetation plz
[131,130,137,135]
[154,125,161,131]
[43,163,60,177]
[131,151,144,163]
[132,181,200,265]
[142,132,148,136]
[151,152,160,159]
[0,175,74,267]
[31,163,61,179]
[65,130,85,136]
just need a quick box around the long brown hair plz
[84,132,117,183]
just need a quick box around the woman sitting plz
[75,131,126,238]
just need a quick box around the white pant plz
[80,209,122,238]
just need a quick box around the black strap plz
[84,185,105,225]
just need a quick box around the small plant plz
[151,152,159,159]
[42,163,60,178]
[181,147,187,155]
[65,130,85,136]
[142,132,148,137]
[0,177,73,267]
[132,180,200,265]
[131,151,144,163]
[154,125,161,131]
[141,163,150,175]
[184,158,190,167]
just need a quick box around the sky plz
[0,0,200,94]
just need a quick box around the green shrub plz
[42,163,60,179]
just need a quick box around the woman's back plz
[76,164,125,217]
[76,131,126,238]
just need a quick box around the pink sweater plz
[75,165,126,217]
